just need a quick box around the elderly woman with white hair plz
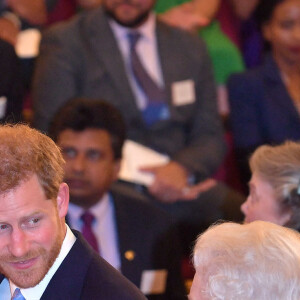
[189,221,300,300]
[241,141,300,230]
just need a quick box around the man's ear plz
[56,183,69,218]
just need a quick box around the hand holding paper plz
[118,140,169,186]
[118,140,216,202]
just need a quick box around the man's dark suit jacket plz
[0,39,23,123]
[0,230,146,300]
[33,6,225,181]
[228,54,300,185]
[67,187,186,300]
[110,188,186,300]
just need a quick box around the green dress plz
[155,0,244,84]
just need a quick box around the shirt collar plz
[109,12,156,43]
[68,193,110,224]
[10,225,76,299]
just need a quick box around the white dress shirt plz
[67,193,121,271]
[109,13,165,110]
[0,225,76,300]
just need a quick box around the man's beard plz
[103,3,151,28]
[0,233,63,288]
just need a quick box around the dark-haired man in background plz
[50,98,187,300]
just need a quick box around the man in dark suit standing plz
[49,98,187,300]
[33,0,244,252]
[0,124,145,300]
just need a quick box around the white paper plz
[118,140,169,186]
[0,96,7,119]
[172,79,196,106]
[15,29,41,58]
[140,269,168,295]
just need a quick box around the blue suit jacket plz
[228,54,300,185]
[0,230,146,300]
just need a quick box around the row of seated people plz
[0,0,299,296]
[1,0,299,222]
[0,0,265,189]
[1,0,296,240]
[3,0,299,190]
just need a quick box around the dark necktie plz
[11,288,26,300]
[128,32,168,126]
[81,211,100,253]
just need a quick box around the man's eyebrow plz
[19,211,44,221]
[0,211,43,224]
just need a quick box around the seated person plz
[189,220,300,300]
[49,98,187,300]
[0,38,23,123]
[0,124,145,299]
[228,0,300,189]
[241,141,300,231]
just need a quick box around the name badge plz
[172,79,195,106]
[0,96,7,119]
[140,269,168,295]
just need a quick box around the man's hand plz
[180,178,217,201]
[0,17,19,45]
[158,2,209,32]
[140,161,190,202]
[141,161,217,202]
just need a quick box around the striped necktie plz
[11,288,25,300]
[128,31,168,126]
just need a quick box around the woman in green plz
[156,0,245,117]
[156,0,244,84]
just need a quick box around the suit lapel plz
[111,192,142,287]
[156,21,173,109]
[86,8,143,124]
[41,231,92,300]
[262,55,300,123]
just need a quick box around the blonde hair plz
[0,124,65,199]
[193,221,300,300]
[249,141,300,230]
